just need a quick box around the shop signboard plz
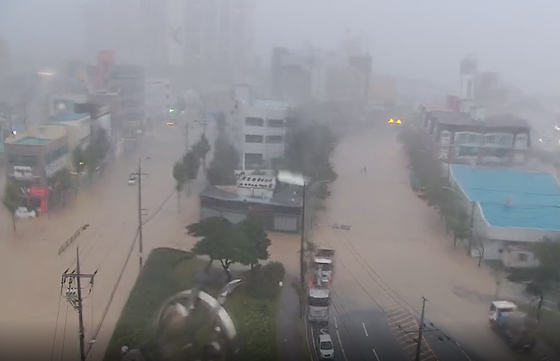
[29,186,48,198]
[13,166,34,179]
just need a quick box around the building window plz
[245,134,264,143]
[245,117,264,126]
[440,130,451,145]
[456,146,479,157]
[515,133,529,149]
[517,253,528,262]
[244,153,263,169]
[455,132,483,145]
[267,119,284,128]
[265,135,283,144]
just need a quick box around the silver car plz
[317,332,334,360]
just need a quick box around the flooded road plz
[0,121,212,361]
[314,124,547,361]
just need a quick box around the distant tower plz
[459,55,477,101]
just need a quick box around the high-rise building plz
[184,0,255,89]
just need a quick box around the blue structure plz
[450,165,560,231]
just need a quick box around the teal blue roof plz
[15,137,49,145]
[450,165,560,230]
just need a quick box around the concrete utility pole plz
[61,247,96,361]
[300,183,307,289]
[131,158,148,268]
[415,297,427,361]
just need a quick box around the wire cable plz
[85,228,139,358]
[59,302,69,361]
[49,286,64,361]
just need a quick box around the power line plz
[85,228,139,358]
[59,303,69,361]
[49,285,64,361]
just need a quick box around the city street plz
[0,119,213,361]
[307,123,557,361]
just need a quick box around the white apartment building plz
[229,84,289,170]
[145,78,171,122]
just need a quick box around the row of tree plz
[172,134,210,211]
[399,125,560,319]
[399,126,470,246]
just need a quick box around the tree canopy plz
[2,180,19,231]
[206,135,239,186]
[187,217,272,280]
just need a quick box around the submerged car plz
[128,175,137,185]
[15,207,36,218]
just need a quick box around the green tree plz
[183,150,200,194]
[72,146,87,173]
[236,217,272,269]
[206,135,239,185]
[85,128,111,177]
[172,160,187,212]
[282,121,338,183]
[2,180,19,232]
[520,238,560,319]
[187,217,246,281]
[192,134,211,170]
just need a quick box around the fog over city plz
[2,1,560,361]
[1,0,560,94]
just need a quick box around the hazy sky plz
[1,0,559,94]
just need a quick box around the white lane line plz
[311,326,316,357]
[372,348,381,361]
[334,316,339,329]
[335,329,349,361]
[362,322,369,337]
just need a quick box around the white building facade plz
[145,78,171,122]
[229,84,288,170]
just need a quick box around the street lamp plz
[278,170,330,289]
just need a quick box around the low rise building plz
[450,165,560,268]
[419,108,531,170]
[229,84,289,170]
[199,169,303,232]
[50,112,91,150]
[4,125,70,213]
[145,78,171,123]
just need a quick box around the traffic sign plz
[388,118,394,124]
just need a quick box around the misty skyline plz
[1,0,559,95]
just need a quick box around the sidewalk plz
[278,274,308,361]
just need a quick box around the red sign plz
[29,186,48,198]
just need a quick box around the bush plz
[246,262,286,299]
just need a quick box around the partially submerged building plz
[450,165,560,268]
[199,169,303,232]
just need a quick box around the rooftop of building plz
[450,165,560,230]
[53,112,90,122]
[200,183,303,208]
[430,110,530,129]
[5,125,67,145]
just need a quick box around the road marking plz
[334,316,338,329]
[311,326,316,356]
[362,322,369,336]
[372,348,381,361]
[335,329,349,361]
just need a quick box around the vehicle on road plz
[128,175,137,185]
[15,207,36,218]
[314,248,335,284]
[308,288,331,323]
[316,329,335,360]
[489,300,538,351]
[166,120,176,126]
